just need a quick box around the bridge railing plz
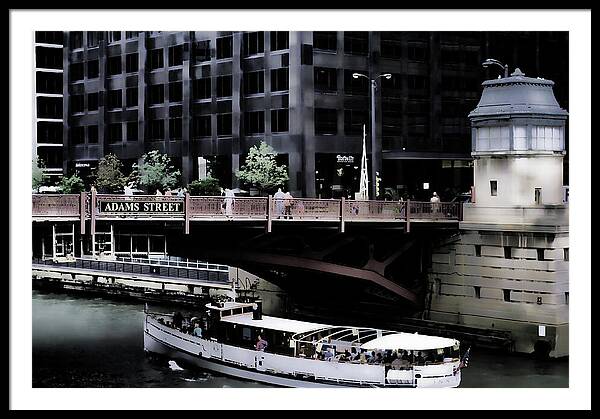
[189,196,268,219]
[32,194,81,218]
[32,194,462,224]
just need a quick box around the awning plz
[360,333,457,351]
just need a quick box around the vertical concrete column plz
[52,224,56,259]
[429,33,442,155]
[231,32,243,189]
[266,195,273,233]
[181,32,192,185]
[138,33,147,144]
[369,32,383,199]
[98,34,108,158]
[62,33,70,176]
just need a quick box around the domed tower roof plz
[469,68,568,120]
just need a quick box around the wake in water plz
[168,360,184,371]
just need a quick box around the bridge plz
[32,193,463,308]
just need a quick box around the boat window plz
[242,327,252,341]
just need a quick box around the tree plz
[236,141,288,194]
[93,153,127,193]
[32,158,47,192]
[59,173,85,194]
[133,150,181,193]
[188,177,222,196]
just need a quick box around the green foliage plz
[133,150,181,193]
[236,141,288,194]
[188,177,222,196]
[93,154,127,193]
[32,158,47,191]
[59,173,85,194]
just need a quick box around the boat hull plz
[144,330,344,388]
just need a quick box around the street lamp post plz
[352,72,391,200]
[482,58,509,78]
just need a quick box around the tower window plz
[314,108,337,135]
[244,71,264,95]
[193,78,211,100]
[243,31,264,56]
[504,246,512,259]
[217,75,232,97]
[474,244,481,257]
[271,68,289,92]
[474,286,481,299]
[87,60,99,79]
[126,87,138,108]
[126,121,138,142]
[535,187,542,205]
[271,109,289,133]
[107,89,122,110]
[126,53,138,73]
[313,31,337,51]
[270,32,289,51]
[107,56,122,76]
[216,36,233,59]
[217,113,232,136]
[502,289,511,302]
[148,48,164,70]
[169,45,184,67]
[564,248,569,261]
[490,180,498,196]
[537,248,545,261]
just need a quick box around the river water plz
[32,289,568,388]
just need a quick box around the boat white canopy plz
[220,313,331,334]
[360,333,458,351]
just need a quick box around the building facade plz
[34,31,65,181]
[55,31,568,198]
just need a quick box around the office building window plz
[70,31,83,49]
[382,110,402,136]
[344,70,368,95]
[407,75,428,90]
[271,109,289,133]
[408,43,427,61]
[314,67,337,92]
[441,48,461,65]
[126,87,138,108]
[380,33,402,59]
[534,188,542,205]
[70,63,84,82]
[126,53,138,73]
[108,123,122,143]
[36,72,62,94]
[313,31,337,51]
[270,68,289,92]
[314,108,337,135]
[344,109,368,136]
[108,31,121,43]
[37,97,62,119]
[243,31,264,56]
[169,45,184,67]
[126,121,138,141]
[37,122,62,144]
[87,31,101,48]
[125,31,139,39]
[107,56,122,76]
[244,111,265,134]
[270,31,289,51]
[217,36,233,59]
[87,60,99,79]
[217,113,232,136]
[88,125,98,143]
[192,115,211,138]
[35,31,63,45]
[71,95,84,114]
[217,75,232,97]
[148,48,164,70]
[148,119,164,140]
[169,118,182,140]
[193,78,211,100]
[169,81,183,102]
[71,126,85,145]
[244,70,264,95]
[381,73,402,96]
[149,84,164,105]
[107,89,122,110]
[193,40,211,63]
[344,32,368,56]
[35,47,62,69]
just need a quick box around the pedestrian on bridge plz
[283,191,293,219]
[274,188,285,218]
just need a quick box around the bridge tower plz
[426,68,569,357]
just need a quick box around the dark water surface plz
[32,290,568,388]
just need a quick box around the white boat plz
[143,301,466,387]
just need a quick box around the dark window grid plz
[216,36,233,60]
[148,120,165,141]
[149,48,165,71]
[126,88,138,108]
[313,31,337,51]
[344,71,369,96]
[192,40,211,64]
[148,85,165,106]
[408,44,428,61]
[217,114,232,136]
[87,60,99,79]
[314,68,337,93]
[217,75,232,98]
[243,71,265,95]
[168,45,184,67]
[108,123,123,143]
[344,109,368,136]
[69,63,85,82]
[270,31,289,51]
[126,122,138,141]
[243,31,265,57]
[193,78,212,100]
[244,111,265,134]
[380,39,402,60]
[70,32,84,49]
[87,31,101,48]
[108,31,121,44]
[87,126,98,143]
[70,95,85,114]
[314,108,338,135]
[192,115,212,138]
[271,109,289,133]
[126,53,139,73]
[71,126,85,145]
[169,118,183,140]
[270,68,289,92]
[107,89,123,110]
[344,32,369,56]
[107,56,122,76]
[169,82,183,103]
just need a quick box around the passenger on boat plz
[323,347,334,362]
[255,335,268,351]
[391,356,404,370]
[415,351,425,365]
[193,324,203,338]
[173,312,184,329]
